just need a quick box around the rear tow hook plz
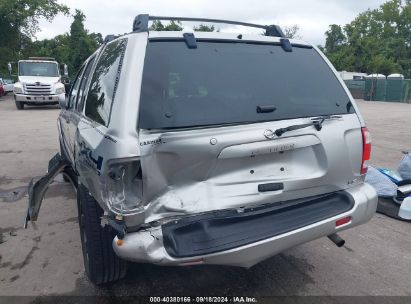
[327,233,345,247]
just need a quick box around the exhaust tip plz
[328,233,345,247]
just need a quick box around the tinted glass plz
[19,62,59,77]
[139,41,353,129]
[68,66,85,109]
[85,39,127,126]
[76,56,96,112]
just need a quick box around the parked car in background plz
[0,80,5,97]
[2,78,14,94]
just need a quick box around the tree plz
[22,33,71,65]
[0,0,69,76]
[18,9,102,78]
[149,21,218,32]
[69,9,100,74]
[283,25,302,39]
[323,0,411,78]
[369,54,399,75]
[149,20,183,31]
[325,24,345,53]
[0,0,69,36]
[193,24,216,32]
[89,32,103,45]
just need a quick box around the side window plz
[75,56,96,112]
[68,66,85,109]
[85,39,127,126]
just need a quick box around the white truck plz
[8,57,68,110]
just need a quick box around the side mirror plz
[7,63,12,75]
[59,96,69,109]
[63,64,68,77]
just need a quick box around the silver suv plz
[26,15,377,285]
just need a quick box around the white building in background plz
[339,71,368,80]
[365,74,386,79]
[387,74,405,79]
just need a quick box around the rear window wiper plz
[274,115,342,137]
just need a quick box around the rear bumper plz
[113,183,377,267]
[15,93,64,104]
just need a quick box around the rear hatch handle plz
[24,153,70,228]
[275,115,342,137]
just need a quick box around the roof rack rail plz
[132,14,285,38]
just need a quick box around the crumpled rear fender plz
[24,153,71,228]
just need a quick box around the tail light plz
[336,216,352,227]
[361,127,371,175]
[102,158,144,214]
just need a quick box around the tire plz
[77,184,128,285]
[15,100,24,110]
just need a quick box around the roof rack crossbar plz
[132,14,285,38]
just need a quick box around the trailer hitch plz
[24,153,71,228]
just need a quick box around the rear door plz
[138,40,363,218]
[75,38,128,189]
[67,55,97,168]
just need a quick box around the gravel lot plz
[0,94,410,297]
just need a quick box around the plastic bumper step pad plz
[162,191,354,258]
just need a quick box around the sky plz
[36,0,388,46]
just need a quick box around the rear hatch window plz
[139,40,354,129]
